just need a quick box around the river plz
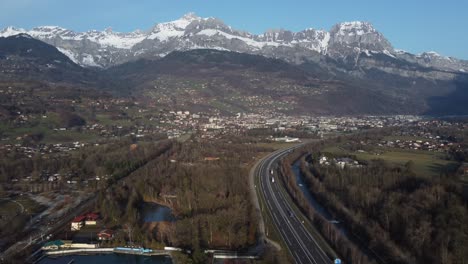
[292,159,348,236]
[292,160,334,221]
[38,254,172,264]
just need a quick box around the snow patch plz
[394,49,407,54]
[151,13,202,33]
[0,26,26,37]
[320,32,330,52]
[57,47,80,64]
[336,21,375,36]
[426,51,441,56]
[91,32,146,49]
[81,54,101,67]
[383,49,396,58]
[147,30,184,41]
[197,29,286,49]
[146,13,207,42]
[362,49,372,56]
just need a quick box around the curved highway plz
[254,145,331,264]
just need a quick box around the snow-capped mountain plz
[1,12,467,73]
[327,21,393,57]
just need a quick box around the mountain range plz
[1,13,468,116]
[1,13,467,73]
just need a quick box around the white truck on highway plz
[271,177,275,183]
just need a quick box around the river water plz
[292,160,334,221]
[38,254,172,264]
[292,160,349,236]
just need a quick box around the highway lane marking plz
[294,252,304,264]
[276,185,330,263]
[265,159,317,264]
[271,188,317,264]
[257,144,327,264]
[265,147,328,264]
[271,148,329,252]
[274,160,332,263]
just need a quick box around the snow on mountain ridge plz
[335,21,376,36]
[2,13,464,73]
[0,26,26,37]
[197,29,286,49]
[0,15,382,65]
[0,13,337,57]
[57,47,80,64]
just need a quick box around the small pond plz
[141,202,176,223]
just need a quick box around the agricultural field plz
[254,141,298,150]
[323,145,458,177]
[0,194,46,238]
[0,195,45,218]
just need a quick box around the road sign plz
[334,259,342,264]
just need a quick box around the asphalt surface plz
[255,146,331,264]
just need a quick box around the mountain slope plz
[1,22,467,116]
[104,49,431,115]
[0,34,98,84]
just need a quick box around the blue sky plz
[0,0,467,59]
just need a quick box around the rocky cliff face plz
[1,13,465,71]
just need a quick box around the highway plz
[254,145,332,264]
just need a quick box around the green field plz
[0,199,23,216]
[95,114,122,126]
[1,124,100,144]
[255,142,298,150]
[0,195,44,221]
[323,146,457,177]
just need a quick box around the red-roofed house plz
[71,215,86,231]
[85,213,99,225]
[97,229,114,241]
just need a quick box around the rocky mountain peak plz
[0,26,24,37]
[259,29,294,42]
[331,21,376,36]
[151,12,203,33]
[328,20,394,56]
[181,12,201,21]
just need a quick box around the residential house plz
[85,213,99,226]
[319,156,329,165]
[97,229,115,241]
[71,215,86,231]
[335,157,360,169]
